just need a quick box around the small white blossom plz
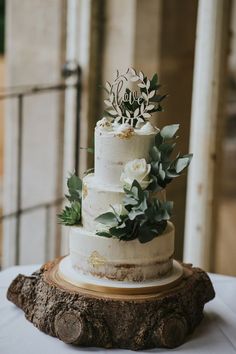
[114,123,134,139]
[135,118,145,129]
[96,117,113,131]
[137,122,157,134]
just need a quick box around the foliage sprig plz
[58,173,82,226]
[148,124,193,191]
[95,180,173,243]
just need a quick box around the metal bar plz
[0,82,77,100]
[0,198,64,222]
[74,67,82,175]
[15,95,23,265]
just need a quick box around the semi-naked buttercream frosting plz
[63,122,176,282]
[82,173,124,232]
[95,125,156,185]
[69,222,175,282]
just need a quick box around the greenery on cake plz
[95,180,172,243]
[103,68,167,126]
[58,68,193,244]
[95,123,192,242]
[58,173,82,226]
[148,124,193,191]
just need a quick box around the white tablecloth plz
[0,265,236,354]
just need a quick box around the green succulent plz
[58,201,81,226]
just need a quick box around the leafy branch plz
[148,124,193,191]
[95,180,173,243]
[58,173,82,226]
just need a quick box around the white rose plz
[120,158,152,190]
[96,117,113,131]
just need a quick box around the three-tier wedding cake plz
[7,68,216,351]
[58,68,192,290]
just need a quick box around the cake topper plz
[104,68,167,126]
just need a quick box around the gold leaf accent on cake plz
[88,251,107,267]
[83,183,88,199]
[116,130,134,139]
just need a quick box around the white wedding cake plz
[58,68,192,287]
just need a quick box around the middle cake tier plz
[82,173,124,232]
[82,173,166,232]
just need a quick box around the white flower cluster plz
[96,118,156,137]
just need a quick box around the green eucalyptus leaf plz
[123,195,138,206]
[158,163,165,181]
[147,174,157,192]
[66,173,83,202]
[165,201,174,215]
[175,155,192,173]
[138,226,156,243]
[131,186,139,198]
[154,220,167,235]
[96,231,112,238]
[162,160,172,170]
[155,212,164,222]
[110,226,127,238]
[150,73,158,88]
[159,142,176,159]
[131,179,143,191]
[67,173,82,192]
[151,161,159,174]
[128,208,144,220]
[139,198,148,212]
[95,212,117,225]
[150,146,161,161]
[160,124,180,140]
[155,132,163,146]
[165,170,180,178]
[161,208,171,220]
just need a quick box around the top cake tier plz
[94,123,156,186]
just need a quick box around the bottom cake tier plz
[68,221,175,282]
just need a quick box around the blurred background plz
[0,0,235,275]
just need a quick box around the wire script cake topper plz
[104,68,167,126]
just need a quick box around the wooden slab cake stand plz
[7,257,215,350]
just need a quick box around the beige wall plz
[0,56,4,181]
